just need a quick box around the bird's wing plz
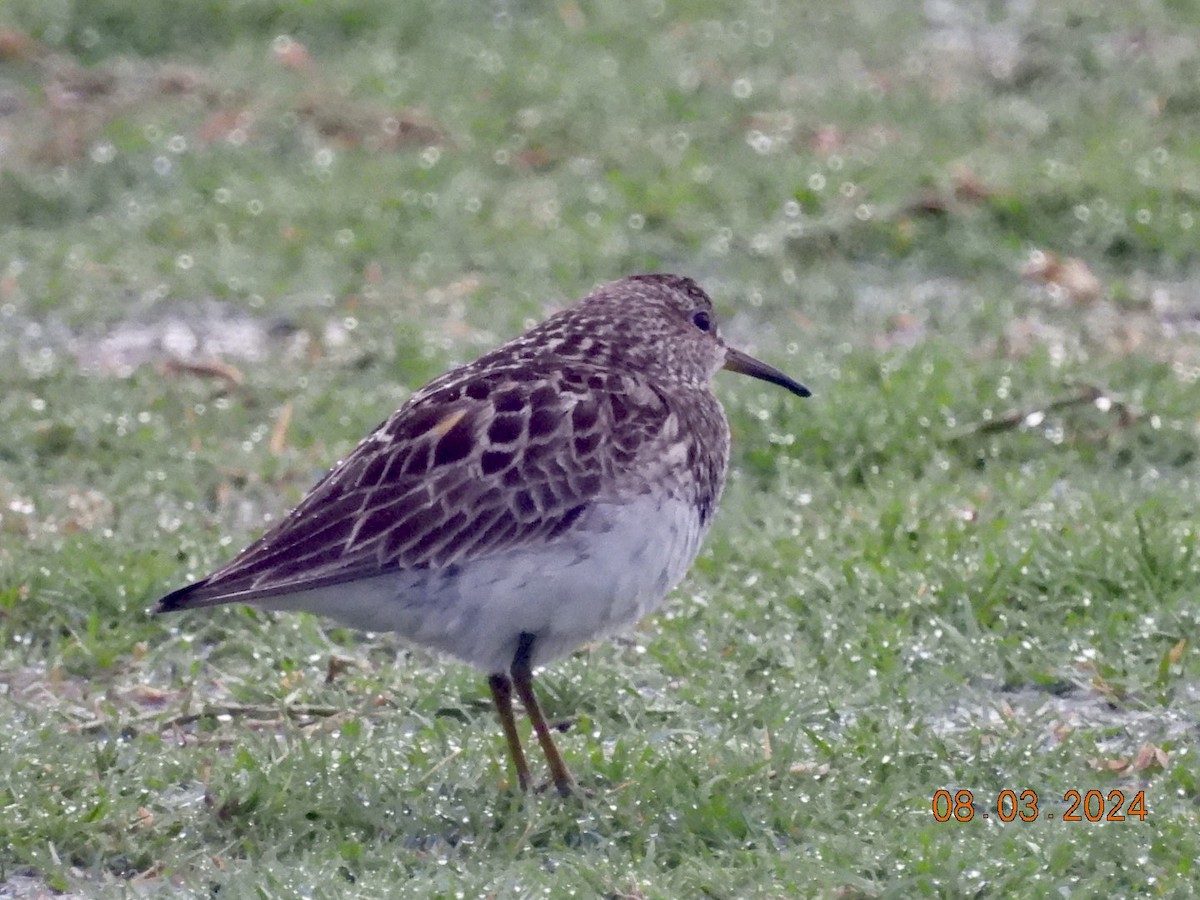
[157,363,674,611]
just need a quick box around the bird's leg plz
[487,672,532,792]
[510,631,574,796]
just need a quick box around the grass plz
[1,0,1199,896]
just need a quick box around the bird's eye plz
[691,310,712,332]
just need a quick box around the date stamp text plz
[932,789,1148,823]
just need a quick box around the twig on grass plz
[949,382,1142,441]
[73,702,348,736]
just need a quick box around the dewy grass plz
[1,0,1199,896]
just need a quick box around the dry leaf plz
[269,401,294,456]
[952,164,993,202]
[1088,757,1130,773]
[1168,638,1187,665]
[0,29,35,61]
[198,108,255,145]
[156,67,204,95]
[280,670,305,691]
[163,358,245,388]
[272,36,313,71]
[907,188,950,216]
[557,1,586,31]
[1132,743,1168,771]
[378,110,446,150]
[1021,250,1102,304]
[129,685,171,707]
[514,147,556,170]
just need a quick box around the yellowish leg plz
[511,631,574,796]
[487,673,532,792]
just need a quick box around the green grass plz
[2,0,1199,896]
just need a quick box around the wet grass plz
[2,0,1199,896]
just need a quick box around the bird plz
[156,274,810,796]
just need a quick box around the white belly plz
[261,494,707,673]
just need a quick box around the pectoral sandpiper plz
[158,274,810,795]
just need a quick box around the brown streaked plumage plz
[157,273,810,795]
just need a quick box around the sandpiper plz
[157,274,810,795]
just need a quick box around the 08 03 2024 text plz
[931,788,1148,823]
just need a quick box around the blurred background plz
[1,1,1198,895]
